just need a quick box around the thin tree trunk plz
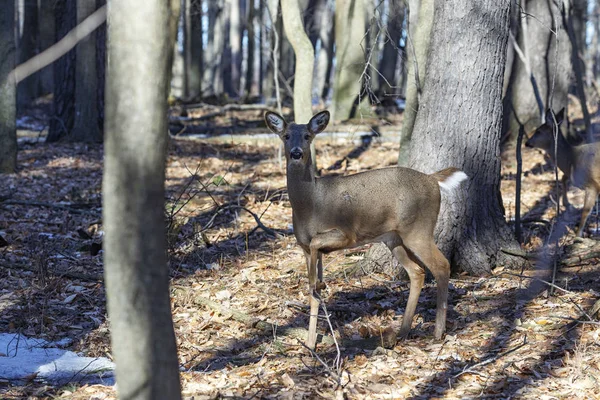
[378,0,404,96]
[398,0,432,166]
[96,0,106,134]
[331,0,366,121]
[47,0,76,143]
[245,0,256,98]
[38,0,55,95]
[408,0,522,275]
[281,0,314,123]
[203,0,225,97]
[311,0,333,103]
[0,0,17,173]
[103,0,182,398]
[71,0,101,142]
[184,0,203,99]
[17,0,39,107]
[228,0,242,96]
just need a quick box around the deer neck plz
[286,156,317,214]
[553,133,575,174]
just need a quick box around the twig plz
[500,247,535,259]
[497,271,575,294]
[452,336,528,379]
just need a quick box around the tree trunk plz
[311,0,333,103]
[47,0,76,143]
[504,0,572,138]
[38,0,55,95]
[184,0,203,99]
[408,0,521,275]
[103,0,182,398]
[281,0,314,123]
[96,0,106,135]
[17,0,39,107]
[331,0,365,121]
[71,0,101,143]
[245,0,255,98]
[203,0,225,97]
[378,0,405,96]
[227,0,242,96]
[398,0,432,166]
[0,0,17,173]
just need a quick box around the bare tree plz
[47,0,76,143]
[71,0,101,142]
[227,0,242,96]
[378,0,405,97]
[0,0,17,173]
[281,0,314,123]
[408,0,522,275]
[504,0,572,138]
[184,0,203,99]
[398,0,432,166]
[203,0,226,96]
[103,0,182,398]
[17,0,40,107]
[331,0,366,121]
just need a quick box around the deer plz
[265,110,468,349]
[525,108,600,237]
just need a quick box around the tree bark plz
[103,0,182,398]
[71,0,101,142]
[227,0,242,96]
[184,0,203,99]
[38,0,55,95]
[281,0,314,123]
[504,0,572,138]
[203,0,225,96]
[408,0,522,275]
[0,0,17,173]
[311,0,333,103]
[378,0,405,96]
[47,0,76,143]
[244,0,256,98]
[398,0,432,166]
[17,0,39,107]
[331,0,365,121]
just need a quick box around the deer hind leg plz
[305,230,352,349]
[561,174,570,208]
[425,245,450,340]
[391,244,425,341]
[577,186,598,237]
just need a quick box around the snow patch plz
[0,333,115,386]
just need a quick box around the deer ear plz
[265,112,286,135]
[308,111,330,135]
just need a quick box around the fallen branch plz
[1,199,100,215]
[452,336,528,379]
[0,262,103,282]
[170,104,274,124]
[561,248,600,267]
[500,247,536,259]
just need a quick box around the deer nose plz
[290,148,303,160]
[524,140,533,148]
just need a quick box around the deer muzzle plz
[290,148,303,160]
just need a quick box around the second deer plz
[525,108,600,237]
[265,110,468,349]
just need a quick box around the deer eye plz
[304,134,310,140]
[284,134,290,140]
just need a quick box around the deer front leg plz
[561,174,570,209]
[305,230,352,350]
[577,186,598,237]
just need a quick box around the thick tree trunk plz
[281,0,314,123]
[71,0,101,143]
[408,0,521,275]
[17,0,39,107]
[0,0,17,173]
[398,0,432,166]
[505,0,572,138]
[331,0,365,121]
[103,0,182,398]
[47,0,76,143]
[38,0,55,95]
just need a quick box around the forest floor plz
[1,106,600,399]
